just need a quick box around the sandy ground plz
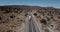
[32,9,60,32]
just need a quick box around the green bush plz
[40,19,47,25]
[25,13,28,17]
[34,13,37,16]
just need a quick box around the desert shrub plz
[20,19,23,21]
[34,13,37,16]
[14,11,18,13]
[37,10,41,13]
[10,15,15,18]
[46,17,50,21]
[6,30,13,32]
[25,13,28,17]
[58,13,60,15]
[51,16,53,19]
[0,17,2,20]
[40,19,47,25]
[56,25,60,31]
[0,20,8,24]
[20,10,23,13]
[53,19,57,21]
[51,25,53,27]
[5,10,12,13]
[45,29,50,32]
[58,16,60,19]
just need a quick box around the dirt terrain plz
[0,5,60,32]
[0,6,28,32]
[32,8,60,32]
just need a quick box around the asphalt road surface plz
[27,12,40,32]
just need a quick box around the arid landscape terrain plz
[32,7,60,32]
[0,5,60,32]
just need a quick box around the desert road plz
[27,12,40,32]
